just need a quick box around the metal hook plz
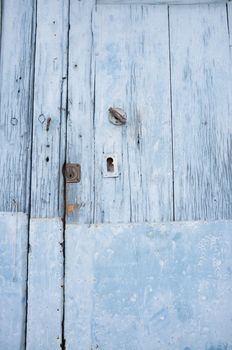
[108,107,127,125]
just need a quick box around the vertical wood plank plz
[66,0,95,223]
[228,2,232,47]
[27,2,68,347]
[93,4,173,223]
[98,0,226,3]
[30,0,68,218]
[0,0,2,45]
[65,224,95,349]
[170,4,232,220]
[26,218,63,350]
[0,0,34,213]
[0,212,28,350]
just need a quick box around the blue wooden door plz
[0,0,232,349]
[63,1,232,349]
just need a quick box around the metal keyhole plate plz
[64,163,81,183]
[103,154,118,178]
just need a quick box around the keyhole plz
[103,154,118,178]
[107,157,114,173]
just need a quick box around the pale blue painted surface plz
[0,0,232,349]
[26,218,63,350]
[0,213,28,350]
[65,221,232,350]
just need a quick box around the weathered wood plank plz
[30,0,68,218]
[170,4,232,220]
[0,212,28,350]
[0,0,35,213]
[228,2,232,46]
[65,220,232,349]
[0,1,2,45]
[65,0,96,223]
[98,0,226,4]
[93,4,173,223]
[26,218,63,350]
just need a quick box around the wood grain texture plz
[98,0,226,4]
[0,0,34,213]
[228,2,232,46]
[0,0,2,46]
[65,221,232,349]
[93,4,173,223]
[26,218,63,350]
[0,212,28,350]
[66,0,96,223]
[170,3,232,220]
[30,0,68,218]
[67,3,173,224]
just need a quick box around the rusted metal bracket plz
[63,163,81,183]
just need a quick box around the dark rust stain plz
[65,202,79,215]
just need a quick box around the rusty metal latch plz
[64,163,81,183]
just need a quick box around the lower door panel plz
[65,221,232,350]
